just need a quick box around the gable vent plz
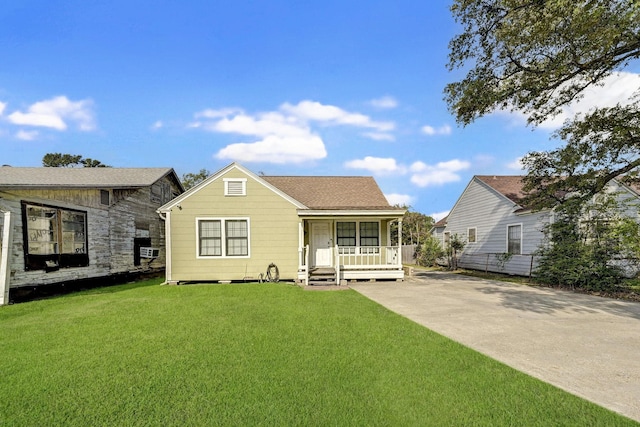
[224,179,246,196]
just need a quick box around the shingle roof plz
[433,215,448,227]
[0,166,176,188]
[475,175,527,204]
[262,175,398,210]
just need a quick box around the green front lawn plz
[1,279,635,426]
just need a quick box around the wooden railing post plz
[304,244,310,286]
[335,244,340,285]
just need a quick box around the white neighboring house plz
[434,175,549,276]
[435,175,640,277]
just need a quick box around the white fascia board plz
[298,209,406,217]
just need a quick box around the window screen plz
[336,222,356,246]
[226,220,248,256]
[199,220,222,256]
[468,227,477,243]
[507,225,522,255]
[359,222,379,247]
[197,219,249,257]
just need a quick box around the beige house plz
[158,163,406,285]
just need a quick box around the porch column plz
[397,219,403,266]
[298,221,304,268]
[0,209,13,306]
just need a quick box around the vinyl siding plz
[168,169,301,281]
[443,178,549,276]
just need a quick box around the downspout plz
[0,207,14,306]
[157,210,172,284]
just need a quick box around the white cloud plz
[344,156,405,174]
[409,159,470,187]
[0,101,6,116]
[421,124,452,136]
[345,156,471,188]
[7,96,95,131]
[507,157,525,171]
[369,96,398,109]
[212,112,310,138]
[430,210,450,222]
[496,71,640,129]
[15,129,39,140]
[192,100,397,164]
[216,134,326,164]
[281,100,395,132]
[384,193,413,206]
[195,109,325,164]
[195,108,244,120]
[364,132,395,141]
[151,120,163,130]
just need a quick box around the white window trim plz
[196,217,251,259]
[443,231,451,246]
[335,220,381,246]
[335,220,381,255]
[223,178,247,196]
[506,223,523,255]
[467,227,477,244]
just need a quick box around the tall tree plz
[390,206,434,245]
[181,168,210,190]
[42,153,109,168]
[446,0,640,208]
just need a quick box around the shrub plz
[534,196,634,291]
[416,236,446,267]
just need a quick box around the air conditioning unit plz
[140,247,160,258]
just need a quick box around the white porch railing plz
[298,245,403,284]
[300,245,402,269]
[298,244,311,285]
[337,246,401,269]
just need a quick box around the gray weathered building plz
[0,167,183,304]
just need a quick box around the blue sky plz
[1,1,638,219]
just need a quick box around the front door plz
[311,222,332,267]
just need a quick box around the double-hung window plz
[359,222,379,254]
[336,222,356,254]
[197,218,249,257]
[225,220,248,256]
[336,221,380,254]
[22,202,89,270]
[467,227,477,243]
[199,220,222,256]
[507,224,522,255]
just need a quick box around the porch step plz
[308,268,337,286]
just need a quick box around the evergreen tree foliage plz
[42,153,109,167]
[181,169,211,190]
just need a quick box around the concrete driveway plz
[349,270,640,422]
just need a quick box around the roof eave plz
[298,208,406,217]
[0,184,147,190]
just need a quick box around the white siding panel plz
[443,178,549,276]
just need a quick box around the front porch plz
[298,244,404,285]
[296,214,405,286]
